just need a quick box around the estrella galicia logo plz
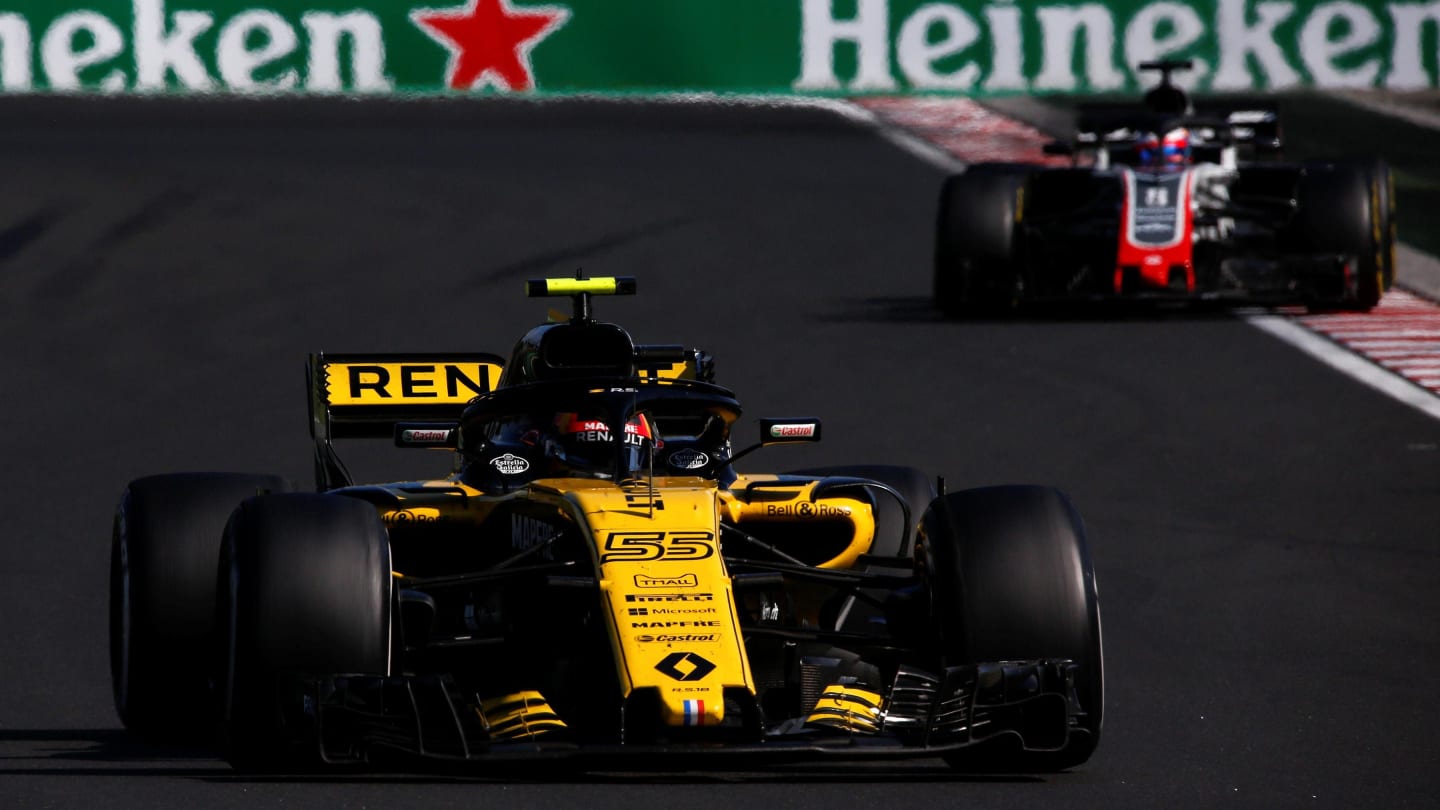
[667,448,709,470]
[491,453,530,475]
[655,652,716,682]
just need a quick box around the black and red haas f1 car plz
[110,277,1103,773]
[935,60,1397,315]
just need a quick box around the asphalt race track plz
[1,97,1437,808]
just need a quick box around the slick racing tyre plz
[786,465,936,558]
[918,486,1103,771]
[934,166,1029,317]
[1358,157,1398,291]
[110,472,290,741]
[1291,162,1383,310]
[217,493,392,770]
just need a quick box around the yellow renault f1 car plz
[110,277,1102,772]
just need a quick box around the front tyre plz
[934,167,1028,317]
[217,493,392,770]
[918,486,1103,771]
[110,472,290,741]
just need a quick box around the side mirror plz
[394,423,459,449]
[759,418,822,444]
[729,418,822,465]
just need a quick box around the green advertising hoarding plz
[0,0,1438,95]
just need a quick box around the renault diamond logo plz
[654,652,716,682]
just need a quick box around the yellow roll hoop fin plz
[526,276,637,297]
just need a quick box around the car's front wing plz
[277,659,1082,767]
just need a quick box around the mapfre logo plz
[634,573,698,589]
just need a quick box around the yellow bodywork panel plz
[530,276,628,296]
[637,361,696,381]
[723,476,876,570]
[323,361,503,406]
[477,691,568,740]
[564,482,749,728]
[805,684,884,734]
[372,473,882,731]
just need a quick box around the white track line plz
[834,96,1440,422]
[1249,316,1440,419]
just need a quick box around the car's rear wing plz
[309,353,506,440]
[1073,101,1282,157]
[308,352,506,489]
[306,348,713,489]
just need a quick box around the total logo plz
[0,0,571,93]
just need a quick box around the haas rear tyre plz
[1291,162,1383,310]
[218,493,392,770]
[110,472,290,741]
[919,486,1103,771]
[1359,157,1398,291]
[934,167,1027,317]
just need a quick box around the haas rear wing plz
[308,352,506,489]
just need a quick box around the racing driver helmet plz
[1136,128,1192,169]
[544,411,656,480]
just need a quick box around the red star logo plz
[411,0,571,92]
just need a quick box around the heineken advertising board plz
[1,0,1439,95]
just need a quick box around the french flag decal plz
[683,699,706,726]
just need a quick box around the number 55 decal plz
[601,531,714,563]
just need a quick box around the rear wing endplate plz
[308,352,505,489]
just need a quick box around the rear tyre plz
[918,486,1103,771]
[934,167,1029,317]
[217,493,392,770]
[110,472,290,741]
[1361,158,1398,291]
[1292,162,1382,310]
